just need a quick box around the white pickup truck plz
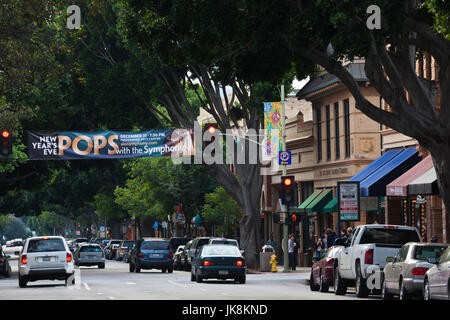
[333,224,422,298]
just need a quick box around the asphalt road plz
[0,258,373,300]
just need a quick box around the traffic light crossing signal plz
[203,123,218,158]
[280,176,297,207]
[0,130,13,158]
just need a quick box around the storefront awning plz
[408,167,439,195]
[386,155,434,197]
[297,190,322,213]
[304,189,333,213]
[359,147,421,196]
[348,149,402,182]
[323,197,337,213]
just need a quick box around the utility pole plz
[281,85,290,272]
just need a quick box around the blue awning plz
[348,149,401,182]
[359,148,421,196]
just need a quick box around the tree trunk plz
[429,148,450,223]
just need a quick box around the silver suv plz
[18,236,74,288]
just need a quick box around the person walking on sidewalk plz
[288,234,296,271]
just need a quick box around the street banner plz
[338,181,360,221]
[263,102,282,157]
[27,129,194,160]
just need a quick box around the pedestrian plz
[340,228,347,241]
[326,229,338,247]
[315,237,323,259]
[320,230,327,249]
[288,234,296,271]
[293,234,300,270]
[267,233,277,253]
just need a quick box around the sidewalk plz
[248,266,310,274]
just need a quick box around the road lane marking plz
[83,283,91,291]
[108,296,115,300]
[125,282,136,285]
[168,280,187,288]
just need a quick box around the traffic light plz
[0,130,13,158]
[279,176,297,207]
[203,123,218,157]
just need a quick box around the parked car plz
[173,245,186,270]
[187,237,211,266]
[333,224,422,298]
[129,238,173,273]
[100,240,109,249]
[116,240,136,261]
[169,237,192,252]
[74,243,105,268]
[310,246,343,292]
[423,246,450,300]
[191,244,246,283]
[181,240,193,271]
[382,242,449,300]
[18,236,75,288]
[0,250,12,278]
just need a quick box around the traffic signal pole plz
[280,85,290,272]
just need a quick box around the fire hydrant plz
[269,254,278,272]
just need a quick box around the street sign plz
[278,151,291,165]
[100,232,105,238]
[338,181,360,221]
[99,226,105,232]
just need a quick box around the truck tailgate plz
[374,244,402,268]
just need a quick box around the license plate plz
[42,257,51,262]
[88,255,95,259]
[218,270,228,275]
[151,254,162,258]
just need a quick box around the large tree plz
[120,0,450,233]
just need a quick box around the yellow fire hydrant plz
[270,254,278,272]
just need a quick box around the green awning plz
[297,190,322,213]
[323,197,338,213]
[305,189,333,213]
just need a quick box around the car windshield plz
[27,239,66,253]
[75,239,88,243]
[110,241,122,245]
[414,245,448,262]
[122,241,134,247]
[202,245,240,256]
[80,246,102,252]
[141,241,169,250]
[359,228,420,245]
[210,239,238,246]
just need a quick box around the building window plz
[344,99,350,158]
[301,181,314,203]
[298,152,301,164]
[334,102,340,160]
[316,107,322,162]
[325,105,331,161]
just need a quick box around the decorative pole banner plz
[263,102,282,157]
[27,129,195,160]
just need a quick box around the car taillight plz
[66,252,72,263]
[112,249,116,252]
[21,254,27,265]
[0,258,5,263]
[202,260,211,266]
[365,249,374,264]
[137,251,143,258]
[236,260,244,267]
[102,251,104,258]
[168,251,173,259]
[412,267,429,276]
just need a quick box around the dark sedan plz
[191,244,246,283]
[0,250,12,278]
[310,246,343,292]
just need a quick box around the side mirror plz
[14,251,19,255]
[386,256,394,263]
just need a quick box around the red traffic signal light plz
[0,129,13,157]
[1,130,10,138]
[283,177,293,187]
